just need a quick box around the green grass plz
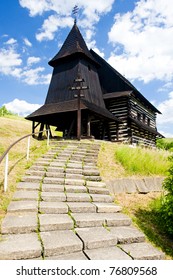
[114,144,170,176]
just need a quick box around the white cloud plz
[108,0,173,83]
[157,92,173,125]
[23,38,32,47]
[4,99,42,116]
[19,0,115,42]
[5,38,17,45]
[0,42,50,85]
[27,56,41,66]
[0,47,22,76]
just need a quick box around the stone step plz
[21,176,43,183]
[83,170,100,176]
[109,226,145,244]
[76,227,117,250]
[90,194,114,203]
[7,201,38,213]
[65,168,83,174]
[86,181,106,188]
[67,202,96,213]
[47,167,64,172]
[39,214,73,232]
[84,246,132,260]
[41,230,83,257]
[72,213,131,228]
[66,193,91,202]
[42,184,64,192]
[46,252,87,260]
[46,171,65,178]
[93,203,122,213]
[0,233,42,260]
[85,176,102,181]
[65,179,85,186]
[25,170,46,176]
[49,162,66,167]
[119,242,165,260]
[13,190,38,201]
[43,177,65,184]
[87,187,109,195]
[17,182,40,191]
[41,192,66,202]
[66,163,82,169]
[65,185,87,193]
[1,214,37,234]
[40,202,68,214]
[27,165,46,171]
[65,173,83,180]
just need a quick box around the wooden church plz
[26,22,163,146]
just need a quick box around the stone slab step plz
[21,176,43,183]
[39,214,73,231]
[87,187,109,195]
[93,203,122,213]
[65,173,83,179]
[90,194,114,203]
[25,170,46,176]
[85,176,102,181]
[84,246,132,260]
[65,179,85,186]
[0,233,42,260]
[27,165,46,171]
[109,226,145,244]
[83,170,100,176]
[13,190,38,201]
[41,230,83,257]
[40,201,68,214]
[7,201,38,213]
[76,227,117,249]
[65,185,87,193]
[67,202,96,213]
[119,242,165,260]
[17,182,40,191]
[65,168,83,174]
[49,162,66,167]
[46,252,88,260]
[43,177,65,184]
[46,172,65,178]
[47,167,64,172]
[72,213,131,228]
[42,184,64,192]
[86,181,106,188]
[67,163,82,169]
[1,214,37,234]
[41,192,66,202]
[66,193,91,202]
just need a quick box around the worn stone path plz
[0,140,165,260]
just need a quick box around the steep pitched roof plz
[49,23,99,67]
[90,49,161,114]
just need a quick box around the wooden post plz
[87,116,91,137]
[77,90,81,141]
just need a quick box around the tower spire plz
[72,5,79,24]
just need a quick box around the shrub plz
[160,155,173,236]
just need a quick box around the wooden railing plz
[0,129,50,192]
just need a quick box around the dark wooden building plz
[26,22,163,146]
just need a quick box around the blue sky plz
[0,0,173,137]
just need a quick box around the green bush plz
[160,155,173,236]
[0,105,14,117]
[157,138,173,151]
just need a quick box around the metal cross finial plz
[72,5,79,24]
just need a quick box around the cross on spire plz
[72,5,79,24]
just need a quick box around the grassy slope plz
[0,116,48,224]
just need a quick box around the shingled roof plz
[49,22,99,67]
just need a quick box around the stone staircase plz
[0,141,165,260]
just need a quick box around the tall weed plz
[114,145,170,176]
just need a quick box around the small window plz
[147,118,150,126]
[137,112,141,121]
[143,114,146,123]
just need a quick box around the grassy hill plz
[0,116,48,223]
